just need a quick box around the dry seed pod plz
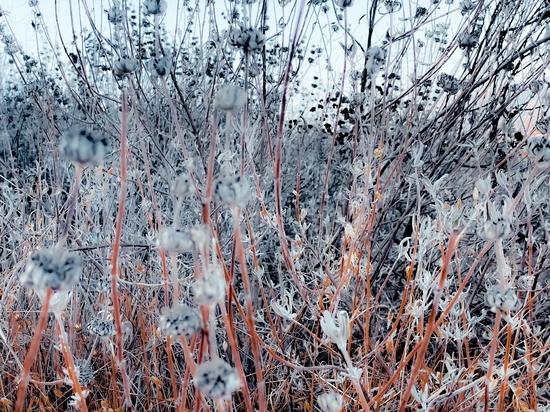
[60,128,109,167]
[87,317,116,339]
[159,304,202,339]
[170,173,196,198]
[193,359,241,400]
[114,57,138,77]
[143,0,167,15]
[215,85,247,111]
[479,217,512,240]
[157,227,194,253]
[193,267,225,306]
[21,248,81,292]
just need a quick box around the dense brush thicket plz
[2,0,550,411]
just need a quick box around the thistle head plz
[193,359,241,400]
[159,304,202,339]
[21,248,81,292]
[60,128,109,167]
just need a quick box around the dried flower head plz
[215,85,247,111]
[64,359,94,387]
[107,2,123,24]
[214,175,250,207]
[114,57,138,77]
[480,217,512,240]
[171,173,196,198]
[87,317,116,339]
[485,288,518,312]
[365,46,386,75]
[157,227,194,253]
[21,248,81,292]
[336,0,354,7]
[228,28,265,52]
[60,128,109,167]
[317,392,344,412]
[159,304,202,339]
[193,267,226,306]
[143,0,167,15]
[193,359,241,400]
[527,136,550,169]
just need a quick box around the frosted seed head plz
[157,227,194,253]
[170,173,196,198]
[336,0,354,6]
[60,128,109,167]
[114,57,138,77]
[214,175,250,207]
[107,3,123,24]
[317,392,344,412]
[228,28,265,52]
[485,288,518,311]
[193,359,241,400]
[193,268,226,306]
[143,0,167,15]
[87,317,116,339]
[159,304,202,339]
[215,85,247,111]
[21,248,81,292]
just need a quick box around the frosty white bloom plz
[475,176,492,195]
[170,173,196,198]
[214,175,250,207]
[159,304,202,339]
[148,56,170,77]
[143,0,167,15]
[21,248,81,292]
[527,136,550,169]
[87,317,116,338]
[60,128,109,167]
[193,268,225,306]
[479,217,512,240]
[228,28,265,52]
[215,85,246,111]
[157,227,194,253]
[485,288,518,312]
[317,392,343,412]
[193,359,241,400]
[320,310,350,350]
[114,57,138,77]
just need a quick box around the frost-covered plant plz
[193,359,241,400]
[60,128,109,166]
[159,304,202,339]
[21,248,81,292]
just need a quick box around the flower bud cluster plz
[60,128,109,167]
[159,304,202,339]
[21,248,81,292]
[527,136,550,169]
[228,28,265,52]
[485,288,518,312]
[479,217,512,240]
[215,85,246,111]
[193,266,226,306]
[317,392,344,412]
[193,358,241,400]
[87,317,116,338]
[214,175,250,207]
[143,0,167,15]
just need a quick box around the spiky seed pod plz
[215,85,246,111]
[214,176,250,207]
[193,359,241,400]
[480,217,512,240]
[21,248,81,292]
[143,0,167,15]
[527,136,550,169]
[228,28,265,52]
[317,392,344,412]
[60,128,109,167]
[159,304,202,339]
